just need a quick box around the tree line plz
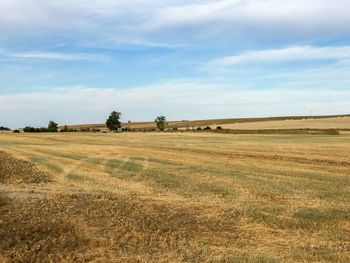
[9,111,168,133]
[23,121,59,133]
[106,111,168,131]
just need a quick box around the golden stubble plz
[0,132,349,262]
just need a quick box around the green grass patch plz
[223,255,278,263]
[144,169,184,190]
[195,183,232,197]
[121,160,143,172]
[105,158,123,171]
[67,171,93,182]
[85,157,104,165]
[148,157,175,165]
[28,155,63,174]
[294,208,349,223]
[314,185,350,202]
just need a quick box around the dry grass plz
[0,132,349,262]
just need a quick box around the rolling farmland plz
[2,0,350,262]
[62,114,350,131]
[0,131,349,262]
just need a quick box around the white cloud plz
[1,82,349,128]
[1,0,350,44]
[144,0,350,35]
[207,46,350,67]
[4,51,108,61]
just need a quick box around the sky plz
[1,0,350,128]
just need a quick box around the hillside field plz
[62,114,350,131]
[0,132,349,262]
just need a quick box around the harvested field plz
[0,151,51,184]
[0,192,228,262]
[0,132,349,262]
[217,117,350,130]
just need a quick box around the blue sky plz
[1,0,350,128]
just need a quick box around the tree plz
[48,121,58,132]
[106,111,122,131]
[155,115,167,131]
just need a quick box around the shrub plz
[0,126,10,131]
[36,127,49,133]
[172,127,178,131]
[61,125,69,132]
[13,129,20,133]
[216,126,223,130]
[23,126,35,132]
[80,128,91,132]
[61,125,77,132]
[24,123,58,133]
[203,126,212,130]
[196,127,202,131]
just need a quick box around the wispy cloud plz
[0,50,109,61]
[144,0,350,37]
[9,52,107,61]
[207,46,350,67]
[109,37,190,49]
[202,46,350,90]
[1,0,350,44]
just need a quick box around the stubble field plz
[0,132,349,262]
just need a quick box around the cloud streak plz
[208,46,350,67]
[5,51,108,61]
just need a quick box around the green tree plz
[48,121,58,132]
[155,115,167,131]
[106,111,122,131]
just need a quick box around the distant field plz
[0,132,349,262]
[218,117,350,130]
[63,114,350,131]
